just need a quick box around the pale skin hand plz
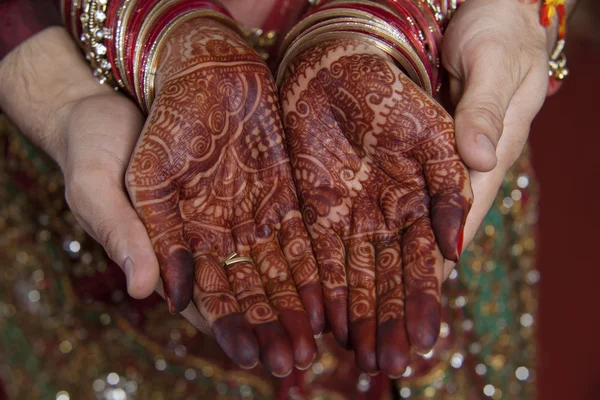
[0,26,214,331]
[280,39,473,376]
[126,18,323,376]
[442,0,577,273]
[0,28,162,299]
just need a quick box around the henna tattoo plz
[281,39,472,374]
[126,18,321,373]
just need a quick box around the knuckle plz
[266,271,291,285]
[468,38,510,67]
[324,286,347,302]
[466,103,505,142]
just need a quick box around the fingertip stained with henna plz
[253,321,295,377]
[350,317,378,374]
[405,292,441,354]
[212,313,259,369]
[163,249,194,313]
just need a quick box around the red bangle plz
[364,0,438,88]
[104,0,129,89]
[122,0,160,97]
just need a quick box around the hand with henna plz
[280,39,472,376]
[126,19,324,376]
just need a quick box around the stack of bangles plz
[277,0,458,96]
[60,0,244,113]
[61,0,568,113]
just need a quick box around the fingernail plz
[239,360,259,370]
[414,349,430,356]
[475,134,496,155]
[296,363,312,371]
[166,297,176,314]
[124,257,134,286]
[296,351,318,371]
[368,371,380,377]
[456,227,465,260]
[388,366,408,380]
[272,369,293,378]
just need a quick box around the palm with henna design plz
[126,19,323,376]
[280,39,472,376]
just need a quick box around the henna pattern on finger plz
[125,19,320,369]
[280,39,473,369]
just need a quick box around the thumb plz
[453,48,521,172]
[66,175,160,299]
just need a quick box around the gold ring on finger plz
[222,252,254,267]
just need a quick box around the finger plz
[311,226,349,348]
[402,217,443,354]
[375,241,410,377]
[155,231,195,314]
[279,211,325,335]
[225,252,295,377]
[192,253,259,369]
[252,232,318,370]
[415,130,473,262]
[454,46,521,172]
[441,167,501,280]
[126,174,194,313]
[346,239,377,374]
[66,176,160,299]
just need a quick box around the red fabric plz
[262,0,310,66]
[533,38,600,400]
[0,0,61,59]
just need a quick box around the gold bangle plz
[79,0,118,88]
[71,0,83,49]
[115,0,139,95]
[134,0,183,108]
[281,0,413,53]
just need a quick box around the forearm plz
[0,27,113,166]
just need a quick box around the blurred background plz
[532,0,600,398]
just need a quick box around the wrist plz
[154,18,259,94]
[277,0,440,95]
[63,0,244,113]
[0,27,113,166]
